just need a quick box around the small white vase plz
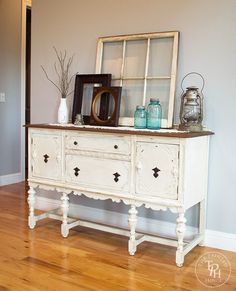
[58,98,69,124]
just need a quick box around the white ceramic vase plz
[58,98,69,124]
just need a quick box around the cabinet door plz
[30,133,62,181]
[65,155,130,193]
[135,142,179,199]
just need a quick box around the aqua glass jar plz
[147,98,162,129]
[134,105,146,129]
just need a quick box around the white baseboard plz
[0,172,23,186]
[35,197,236,253]
[205,229,236,252]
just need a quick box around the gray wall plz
[0,0,21,175]
[31,0,236,234]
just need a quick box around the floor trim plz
[35,196,236,253]
[205,229,236,252]
[0,172,23,186]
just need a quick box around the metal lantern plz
[179,72,204,131]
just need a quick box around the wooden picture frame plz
[90,86,122,127]
[95,31,179,128]
[72,74,112,124]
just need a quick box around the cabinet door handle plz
[74,141,78,145]
[43,154,49,163]
[113,172,120,182]
[74,167,80,177]
[152,167,160,178]
[114,145,118,149]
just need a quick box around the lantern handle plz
[181,72,205,94]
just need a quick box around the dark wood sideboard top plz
[25,124,214,138]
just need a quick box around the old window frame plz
[95,31,179,128]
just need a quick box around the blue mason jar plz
[147,98,162,129]
[134,105,146,129]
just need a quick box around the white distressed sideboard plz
[27,124,213,267]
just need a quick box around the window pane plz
[148,37,173,77]
[145,79,170,119]
[119,80,144,117]
[101,41,123,78]
[123,39,146,78]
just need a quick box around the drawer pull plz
[114,145,118,149]
[74,141,78,145]
[74,167,80,177]
[152,167,160,178]
[43,154,49,163]
[113,172,120,182]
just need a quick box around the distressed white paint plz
[35,196,236,252]
[128,205,138,255]
[27,186,36,229]
[176,212,187,267]
[61,192,69,237]
[31,132,62,181]
[136,142,179,199]
[28,126,210,266]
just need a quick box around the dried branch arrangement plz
[41,47,75,98]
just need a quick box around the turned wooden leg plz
[27,186,36,229]
[61,192,69,238]
[176,212,186,267]
[128,205,138,255]
[198,199,206,246]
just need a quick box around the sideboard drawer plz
[65,154,131,193]
[65,133,131,155]
[135,142,179,199]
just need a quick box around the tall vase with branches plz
[41,47,76,124]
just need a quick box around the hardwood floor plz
[0,183,235,291]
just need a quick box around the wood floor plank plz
[0,182,235,290]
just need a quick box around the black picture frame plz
[72,74,112,124]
